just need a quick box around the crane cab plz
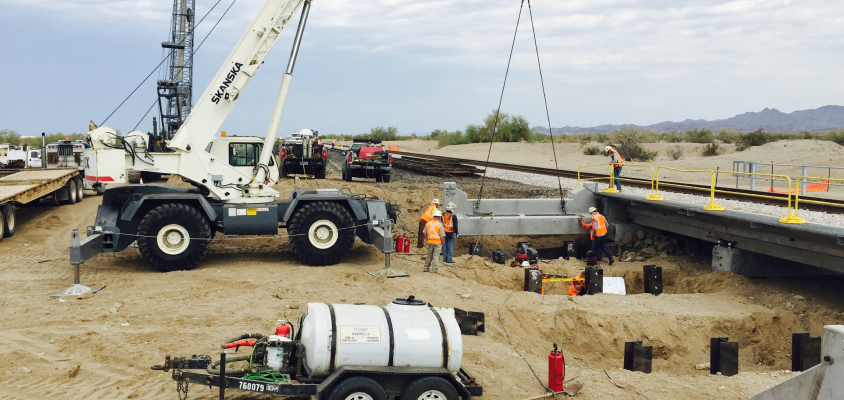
[205,136,281,183]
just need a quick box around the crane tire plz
[0,205,12,238]
[137,203,212,272]
[288,201,355,266]
[127,170,141,184]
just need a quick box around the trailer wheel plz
[137,203,212,272]
[0,212,4,243]
[327,376,388,400]
[75,177,84,201]
[2,205,15,238]
[65,179,78,204]
[401,377,459,400]
[288,201,355,266]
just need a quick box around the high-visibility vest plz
[608,147,624,167]
[443,211,454,233]
[580,214,608,240]
[569,275,584,296]
[426,220,444,244]
[421,203,438,222]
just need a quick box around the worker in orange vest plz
[579,206,614,265]
[424,210,446,272]
[568,275,586,296]
[417,199,440,251]
[442,202,459,263]
[604,145,624,191]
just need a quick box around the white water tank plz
[299,297,463,377]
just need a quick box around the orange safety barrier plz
[762,180,829,194]
[388,145,400,151]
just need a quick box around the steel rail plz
[387,150,844,213]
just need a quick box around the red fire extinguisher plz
[395,235,403,253]
[548,343,564,393]
[403,237,410,253]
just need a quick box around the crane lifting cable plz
[474,0,566,215]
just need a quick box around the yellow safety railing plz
[577,162,662,200]
[705,170,803,224]
[793,177,844,220]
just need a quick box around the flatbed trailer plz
[0,168,84,240]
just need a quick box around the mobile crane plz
[70,0,395,273]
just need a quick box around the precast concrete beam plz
[712,246,840,277]
[441,182,597,236]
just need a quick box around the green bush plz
[660,130,685,143]
[685,128,715,143]
[702,142,719,156]
[736,129,776,151]
[716,129,741,144]
[610,127,658,162]
[665,145,684,160]
[825,130,844,146]
[583,146,601,155]
[436,130,470,147]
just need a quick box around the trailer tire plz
[327,376,388,400]
[75,177,84,201]
[288,201,355,266]
[137,203,212,272]
[401,377,459,400]
[381,173,391,183]
[1,205,13,238]
[0,212,4,243]
[127,170,141,184]
[65,179,78,204]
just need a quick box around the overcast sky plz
[1,0,842,136]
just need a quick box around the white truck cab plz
[205,136,280,183]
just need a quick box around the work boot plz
[423,267,430,272]
[609,259,615,265]
[431,268,438,273]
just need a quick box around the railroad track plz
[388,150,844,214]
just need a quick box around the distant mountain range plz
[532,105,844,135]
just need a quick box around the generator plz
[516,242,539,264]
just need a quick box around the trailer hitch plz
[151,355,172,372]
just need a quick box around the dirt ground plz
[1,163,843,400]
[381,139,844,198]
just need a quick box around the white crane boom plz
[88,0,311,203]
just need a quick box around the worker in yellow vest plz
[605,145,624,191]
[417,199,440,251]
[579,207,614,265]
[442,202,459,263]
[424,210,446,272]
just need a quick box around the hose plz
[221,333,263,348]
[206,354,252,376]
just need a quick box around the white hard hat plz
[588,207,598,213]
[604,146,611,153]
[522,261,530,267]
[433,210,443,217]
[447,202,456,210]
[432,199,440,204]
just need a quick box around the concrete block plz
[752,325,844,400]
[712,246,842,278]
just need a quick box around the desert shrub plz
[717,128,741,144]
[594,133,610,142]
[583,146,602,155]
[464,110,533,143]
[610,127,659,162]
[736,129,776,151]
[436,130,469,147]
[827,130,844,146]
[660,130,685,143]
[685,128,715,143]
[665,145,684,160]
[702,142,719,156]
